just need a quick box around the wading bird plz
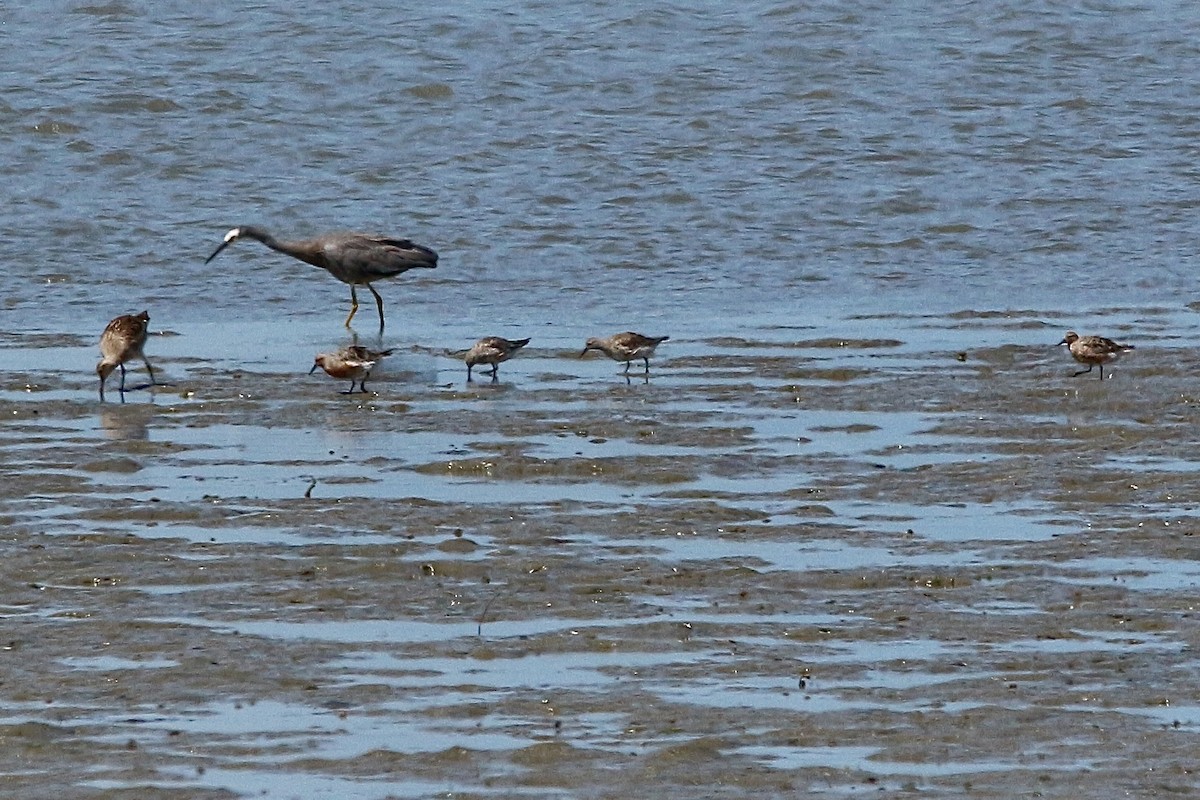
[1059,331,1134,380]
[581,332,669,374]
[342,344,396,363]
[309,345,394,394]
[205,226,438,330]
[465,336,530,381]
[97,311,156,401]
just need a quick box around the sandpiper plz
[465,336,530,381]
[342,344,396,362]
[310,345,393,393]
[581,332,669,374]
[1059,331,1134,380]
[97,311,156,400]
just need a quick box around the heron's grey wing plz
[374,236,419,250]
[325,235,436,281]
[374,236,438,269]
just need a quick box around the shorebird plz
[342,344,396,363]
[581,332,669,374]
[205,226,438,330]
[97,311,155,400]
[309,346,393,394]
[465,336,530,381]
[1059,331,1134,380]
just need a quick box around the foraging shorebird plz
[205,226,438,330]
[1059,331,1134,380]
[465,336,530,381]
[309,346,394,394]
[97,311,156,400]
[342,344,396,363]
[581,332,669,374]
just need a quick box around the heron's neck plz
[245,228,324,267]
[240,226,280,250]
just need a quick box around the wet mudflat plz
[1,310,1198,799]
[6,0,1200,795]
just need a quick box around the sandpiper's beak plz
[309,362,320,375]
[97,363,112,400]
[1056,338,1068,346]
[579,347,590,358]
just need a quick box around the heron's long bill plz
[205,239,233,264]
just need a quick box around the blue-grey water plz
[2,2,1200,798]
[7,1,1200,336]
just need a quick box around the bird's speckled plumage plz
[206,226,437,330]
[581,331,669,374]
[97,311,155,400]
[309,345,394,393]
[342,344,396,362]
[465,336,530,381]
[1059,330,1134,380]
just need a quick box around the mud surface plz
[2,311,1198,798]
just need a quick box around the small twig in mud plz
[477,588,506,637]
[302,476,317,499]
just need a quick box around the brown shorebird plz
[97,311,156,400]
[342,344,396,363]
[581,332,669,374]
[465,336,530,381]
[205,226,438,330]
[1059,331,1134,380]
[309,346,394,394]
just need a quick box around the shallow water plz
[5,308,1200,798]
[4,1,1200,798]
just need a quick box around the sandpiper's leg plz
[118,363,128,392]
[467,364,474,382]
[643,357,650,372]
[367,283,386,331]
[341,380,356,394]
[1099,365,1105,380]
[360,378,369,393]
[1072,365,1093,377]
[623,360,631,375]
[145,359,156,387]
[98,378,106,401]
[491,364,499,378]
[345,286,360,327]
